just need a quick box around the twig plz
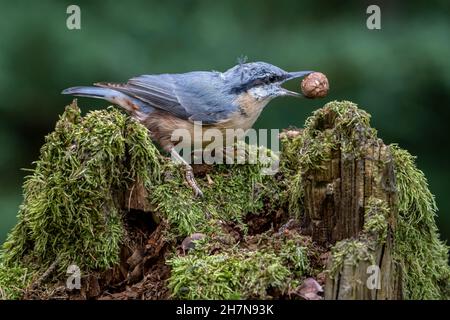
[31,256,61,290]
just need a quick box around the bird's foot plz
[168,146,203,198]
[185,166,204,198]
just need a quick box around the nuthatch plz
[62,61,313,197]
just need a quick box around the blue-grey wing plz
[96,72,236,124]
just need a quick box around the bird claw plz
[185,168,204,198]
[168,146,204,198]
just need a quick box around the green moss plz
[363,197,390,243]
[0,263,33,299]
[303,100,376,157]
[167,232,313,299]
[390,145,450,300]
[277,239,310,277]
[328,239,375,278]
[168,251,289,299]
[151,145,280,239]
[280,101,376,216]
[1,102,161,276]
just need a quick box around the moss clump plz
[280,100,376,216]
[390,145,450,299]
[1,102,160,289]
[363,197,390,243]
[151,147,280,239]
[167,231,314,299]
[168,251,289,300]
[0,263,33,299]
[328,239,375,278]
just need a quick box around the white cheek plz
[248,87,269,100]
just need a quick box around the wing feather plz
[95,72,236,124]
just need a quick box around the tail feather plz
[62,86,154,118]
[61,86,113,98]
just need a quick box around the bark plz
[300,111,402,299]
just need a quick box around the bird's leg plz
[169,146,204,198]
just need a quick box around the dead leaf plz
[298,277,323,300]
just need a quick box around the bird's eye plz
[267,75,278,83]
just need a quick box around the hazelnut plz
[301,72,329,98]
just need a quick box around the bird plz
[62,61,313,197]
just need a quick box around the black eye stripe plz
[251,75,281,86]
[231,72,284,94]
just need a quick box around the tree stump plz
[1,101,448,300]
[298,106,402,299]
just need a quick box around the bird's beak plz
[278,71,314,97]
[287,71,314,79]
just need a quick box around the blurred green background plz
[0,0,449,244]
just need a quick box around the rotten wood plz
[300,108,402,300]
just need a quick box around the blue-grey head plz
[223,61,313,101]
